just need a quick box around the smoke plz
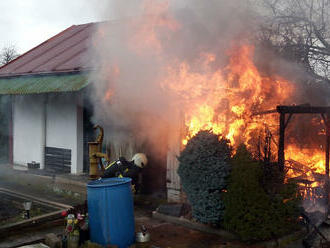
[88,0,259,153]
[88,0,330,161]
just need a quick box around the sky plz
[0,0,111,54]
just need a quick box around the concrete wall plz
[13,93,83,174]
[13,95,45,168]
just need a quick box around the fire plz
[96,0,327,196]
[162,45,294,147]
[285,145,325,194]
[104,90,114,102]
[161,44,326,186]
[286,145,325,176]
[128,0,179,54]
[102,65,120,103]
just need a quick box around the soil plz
[0,192,58,225]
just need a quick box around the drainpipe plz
[40,94,47,169]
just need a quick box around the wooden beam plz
[325,115,330,210]
[277,105,330,114]
[284,113,293,129]
[251,109,277,116]
[278,113,285,171]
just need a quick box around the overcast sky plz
[0,0,111,54]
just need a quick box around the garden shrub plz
[223,144,301,242]
[177,130,231,224]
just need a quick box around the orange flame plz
[103,65,120,103]
[162,44,326,188]
[98,2,326,195]
[162,45,294,146]
[128,0,179,54]
[286,145,325,176]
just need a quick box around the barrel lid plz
[87,177,132,188]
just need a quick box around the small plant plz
[177,130,231,224]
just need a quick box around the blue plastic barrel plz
[87,178,135,248]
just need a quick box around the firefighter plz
[102,153,148,193]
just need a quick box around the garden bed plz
[0,192,56,225]
[0,187,71,235]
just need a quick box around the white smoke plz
[88,0,259,153]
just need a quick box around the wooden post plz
[278,113,285,171]
[325,115,330,208]
[326,115,330,176]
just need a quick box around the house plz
[0,23,96,174]
[0,22,181,199]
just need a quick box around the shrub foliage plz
[177,131,231,224]
[223,144,301,242]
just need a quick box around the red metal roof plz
[0,22,97,77]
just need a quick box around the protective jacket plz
[102,157,142,191]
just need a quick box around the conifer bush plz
[223,144,301,242]
[177,130,231,224]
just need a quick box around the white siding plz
[13,95,45,168]
[46,93,83,174]
[76,95,84,174]
[13,93,83,174]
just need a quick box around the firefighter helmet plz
[132,153,148,168]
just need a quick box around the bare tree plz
[0,45,19,66]
[256,0,330,83]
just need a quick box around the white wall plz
[13,95,45,168]
[13,93,84,174]
[76,95,83,174]
[46,93,83,174]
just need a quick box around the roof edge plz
[0,71,92,95]
[0,25,75,71]
[0,68,93,79]
[0,22,97,72]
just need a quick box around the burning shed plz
[86,4,330,201]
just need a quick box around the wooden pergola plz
[257,105,330,206]
[254,105,330,209]
[276,105,330,180]
[276,105,330,208]
[255,105,330,178]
